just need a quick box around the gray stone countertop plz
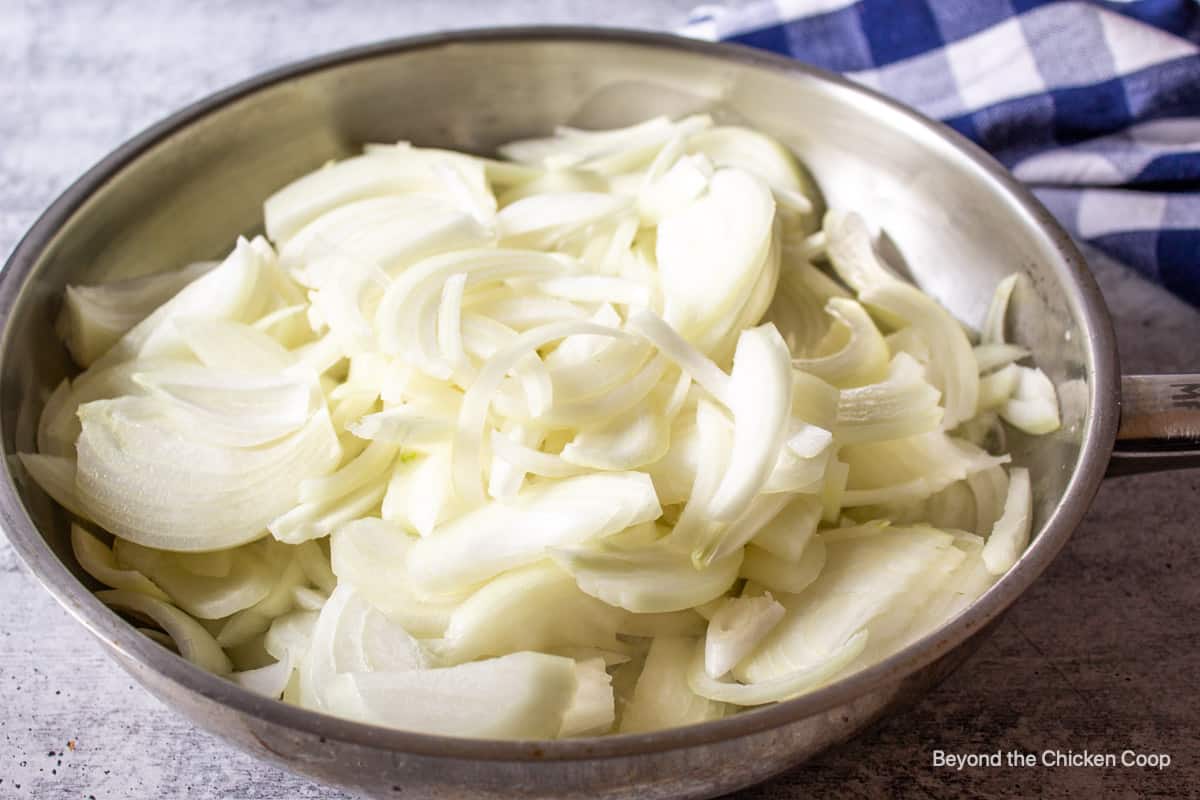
[1,2,1197,798]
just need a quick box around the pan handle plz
[1106,375,1200,476]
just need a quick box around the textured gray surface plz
[1,2,1198,798]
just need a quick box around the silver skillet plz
[2,28,1198,800]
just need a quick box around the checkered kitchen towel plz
[684,0,1200,307]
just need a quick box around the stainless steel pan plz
[1,28,1198,800]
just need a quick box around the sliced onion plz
[981,467,1032,575]
[793,298,890,389]
[94,236,277,370]
[132,364,319,447]
[974,343,1030,374]
[559,407,669,471]
[451,320,627,506]
[618,636,727,733]
[657,168,775,344]
[76,398,341,551]
[489,431,581,478]
[330,518,462,638]
[98,589,232,674]
[71,524,167,599]
[977,363,1020,411]
[836,353,943,444]
[704,592,787,679]
[999,367,1061,434]
[300,438,398,505]
[686,126,819,230]
[36,379,79,459]
[381,445,460,538]
[983,274,1020,346]
[175,318,295,372]
[56,261,216,367]
[113,538,275,620]
[744,494,820,563]
[233,656,294,698]
[551,538,742,614]
[406,471,662,597]
[625,309,731,404]
[275,183,490,268]
[860,282,978,429]
[19,453,89,519]
[733,525,955,684]
[264,147,494,243]
[689,629,866,706]
[739,537,826,595]
[841,432,1008,507]
[559,658,615,737]
[348,651,577,740]
[497,192,630,247]
[437,562,627,662]
[706,324,793,524]
[967,465,1010,538]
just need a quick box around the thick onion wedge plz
[349,652,577,740]
[619,637,727,734]
[56,260,216,367]
[76,399,341,551]
[329,518,461,638]
[407,472,662,596]
[559,658,615,737]
[551,539,742,614]
[657,168,775,342]
[437,562,628,662]
[704,593,786,679]
[734,525,957,684]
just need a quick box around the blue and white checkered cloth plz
[684,0,1200,307]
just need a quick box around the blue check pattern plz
[684,0,1200,307]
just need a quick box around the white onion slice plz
[619,636,727,734]
[330,518,461,638]
[348,652,576,740]
[739,537,826,595]
[76,398,341,551]
[98,589,232,674]
[999,367,1061,434]
[559,658,615,737]
[860,282,979,429]
[437,562,627,662]
[706,324,793,525]
[688,629,866,706]
[793,298,890,389]
[406,471,661,597]
[451,320,626,506]
[657,168,775,343]
[981,467,1033,575]
[70,524,167,599]
[56,261,216,367]
[551,539,742,614]
[836,353,943,444]
[704,592,787,679]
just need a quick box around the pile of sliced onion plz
[23,115,1061,740]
